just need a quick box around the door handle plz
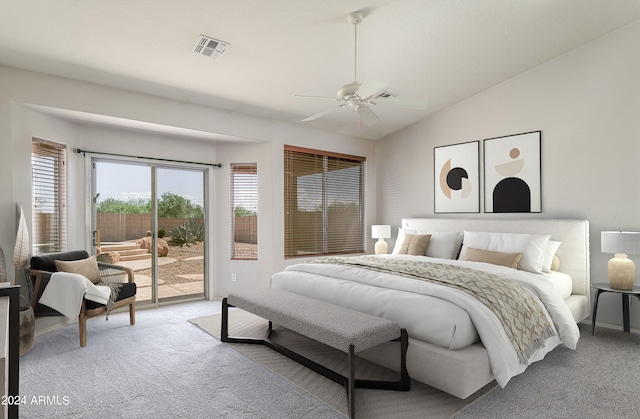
[92,230,101,247]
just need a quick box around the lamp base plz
[375,238,388,255]
[608,253,635,290]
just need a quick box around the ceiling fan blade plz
[357,105,382,127]
[355,79,388,100]
[302,107,339,122]
[294,94,338,101]
[373,96,429,110]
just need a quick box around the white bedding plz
[544,270,574,299]
[271,254,580,387]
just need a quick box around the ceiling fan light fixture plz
[337,82,361,101]
[347,97,362,110]
[295,10,428,127]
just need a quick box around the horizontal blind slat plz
[32,138,67,254]
[284,146,365,258]
[231,163,258,260]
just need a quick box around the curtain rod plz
[75,148,222,168]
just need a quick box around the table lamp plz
[601,231,640,290]
[371,225,391,255]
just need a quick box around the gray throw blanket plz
[97,281,122,319]
[310,256,556,364]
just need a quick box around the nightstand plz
[591,282,640,335]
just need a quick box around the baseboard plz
[35,316,75,336]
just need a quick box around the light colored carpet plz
[26,299,633,418]
[19,300,343,418]
[190,309,494,418]
[454,322,640,418]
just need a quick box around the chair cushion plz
[85,282,137,310]
[30,250,90,272]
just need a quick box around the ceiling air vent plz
[193,35,229,59]
[374,91,397,99]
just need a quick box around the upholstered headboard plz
[400,218,590,300]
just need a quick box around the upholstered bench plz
[222,288,410,418]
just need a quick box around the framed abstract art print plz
[434,141,480,213]
[484,131,541,213]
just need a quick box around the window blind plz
[230,163,258,260]
[32,138,67,254]
[284,146,365,258]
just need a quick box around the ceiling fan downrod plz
[349,12,364,83]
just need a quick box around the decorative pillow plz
[464,247,523,269]
[393,228,463,259]
[54,255,101,284]
[551,255,561,271]
[397,234,431,256]
[542,240,562,273]
[458,231,551,273]
[392,228,414,254]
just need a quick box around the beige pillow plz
[464,247,523,269]
[54,255,101,284]
[551,254,561,271]
[398,234,431,256]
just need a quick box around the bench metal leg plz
[221,300,410,418]
[221,298,229,341]
[348,344,356,419]
[354,329,410,392]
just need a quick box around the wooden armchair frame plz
[29,262,136,347]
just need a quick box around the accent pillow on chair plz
[54,255,102,284]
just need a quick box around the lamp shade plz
[601,231,640,254]
[371,225,391,239]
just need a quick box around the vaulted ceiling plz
[1,0,639,140]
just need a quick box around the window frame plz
[230,162,258,260]
[31,138,67,255]
[284,145,365,258]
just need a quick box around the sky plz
[95,162,204,207]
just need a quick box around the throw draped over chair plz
[28,250,136,347]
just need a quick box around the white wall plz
[376,21,640,329]
[0,64,376,303]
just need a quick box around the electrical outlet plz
[231,274,237,282]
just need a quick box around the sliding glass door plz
[155,167,206,301]
[92,159,207,304]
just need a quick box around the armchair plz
[28,250,136,347]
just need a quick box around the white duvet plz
[271,254,580,387]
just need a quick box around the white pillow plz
[392,228,416,254]
[426,231,464,259]
[459,231,551,273]
[392,228,463,259]
[544,271,573,299]
[542,240,562,273]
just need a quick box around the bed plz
[270,218,590,399]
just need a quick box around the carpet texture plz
[190,309,494,418]
[19,300,343,418]
[454,322,640,418]
[24,299,635,418]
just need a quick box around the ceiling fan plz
[295,11,428,128]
